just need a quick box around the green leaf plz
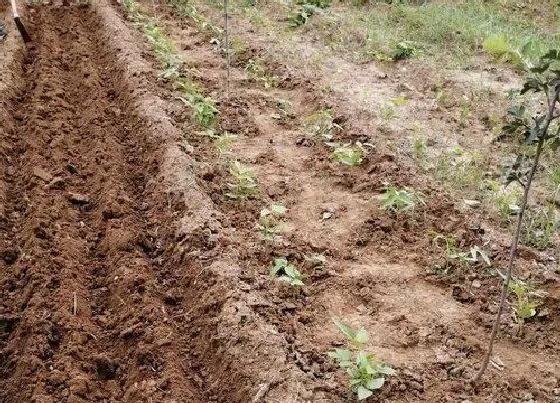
[378,365,397,375]
[270,204,287,215]
[357,386,373,400]
[332,318,356,341]
[354,328,369,345]
[366,377,385,390]
[520,78,543,94]
[328,348,352,363]
[541,49,560,61]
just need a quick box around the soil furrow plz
[0,6,202,402]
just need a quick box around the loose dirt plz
[1,0,559,402]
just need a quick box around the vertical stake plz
[224,0,230,99]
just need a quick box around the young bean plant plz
[329,319,395,400]
[330,142,367,166]
[269,257,304,287]
[257,204,288,240]
[379,186,425,218]
[226,161,258,201]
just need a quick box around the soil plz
[1,0,559,402]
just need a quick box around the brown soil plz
[1,1,559,403]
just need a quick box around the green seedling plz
[391,96,407,107]
[379,104,396,121]
[492,187,522,225]
[412,137,427,168]
[330,142,366,166]
[286,4,320,27]
[245,59,277,88]
[379,186,425,217]
[226,161,258,201]
[550,166,560,201]
[522,203,558,249]
[391,41,416,61]
[192,96,219,128]
[215,132,238,158]
[329,319,395,400]
[483,34,532,69]
[305,109,341,141]
[431,233,491,274]
[270,257,304,286]
[257,204,288,240]
[498,273,543,335]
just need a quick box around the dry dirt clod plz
[32,166,53,182]
[67,192,90,205]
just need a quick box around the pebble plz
[68,192,90,204]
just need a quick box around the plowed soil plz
[1,1,559,402]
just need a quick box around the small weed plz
[379,104,396,121]
[391,96,407,107]
[485,183,522,225]
[379,186,425,218]
[412,137,427,168]
[550,166,560,200]
[214,132,238,158]
[245,59,277,88]
[270,257,304,286]
[191,96,219,128]
[498,273,543,335]
[522,204,558,249]
[483,34,531,69]
[257,204,288,240]
[390,41,416,61]
[226,161,258,201]
[431,233,491,274]
[330,142,366,166]
[329,319,395,400]
[305,109,341,141]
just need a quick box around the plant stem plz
[224,0,230,99]
[473,84,560,384]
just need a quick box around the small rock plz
[67,164,78,174]
[68,192,90,205]
[472,280,482,288]
[48,177,66,190]
[33,166,53,182]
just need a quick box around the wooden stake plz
[224,0,230,99]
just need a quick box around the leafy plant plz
[192,96,219,128]
[412,137,427,168]
[204,131,238,158]
[269,257,304,286]
[497,273,543,335]
[245,59,277,88]
[287,4,320,27]
[522,203,558,249]
[329,319,395,400]
[330,143,366,166]
[305,109,341,141]
[431,233,491,274]
[226,161,258,201]
[257,204,288,240]
[391,41,416,61]
[483,34,532,69]
[379,186,425,217]
[476,49,560,383]
[379,104,396,121]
